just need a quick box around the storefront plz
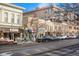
[0,27,20,41]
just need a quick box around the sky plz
[13,3,39,12]
[13,3,65,12]
[13,3,78,12]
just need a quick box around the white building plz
[0,3,24,40]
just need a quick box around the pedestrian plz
[9,32,11,40]
[32,33,36,42]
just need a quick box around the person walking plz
[32,33,36,42]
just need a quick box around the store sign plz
[10,29,18,32]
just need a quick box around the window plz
[69,26,72,29]
[4,12,8,23]
[0,9,2,22]
[48,9,52,14]
[17,14,20,24]
[11,13,15,23]
[74,27,76,29]
[55,26,57,30]
[77,27,79,30]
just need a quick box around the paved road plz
[0,39,79,56]
[33,44,79,56]
[0,42,39,53]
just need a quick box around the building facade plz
[0,3,24,40]
[23,5,79,37]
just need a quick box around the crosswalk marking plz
[0,52,13,56]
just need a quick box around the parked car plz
[42,36,54,42]
[36,35,58,42]
[36,36,43,42]
[57,36,68,40]
[76,35,79,38]
[67,35,77,39]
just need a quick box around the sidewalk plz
[0,39,79,56]
[17,41,35,44]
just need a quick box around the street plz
[34,44,79,56]
[0,39,79,56]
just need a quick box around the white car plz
[68,35,77,39]
[57,36,68,40]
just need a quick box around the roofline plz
[0,3,25,10]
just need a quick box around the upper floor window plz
[48,9,52,14]
[74,27,76,29]
[0,9,2,22]
[17,14,21,24]
[69,26,72,29]
[11,13,15,24]
[4,12,8,23]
